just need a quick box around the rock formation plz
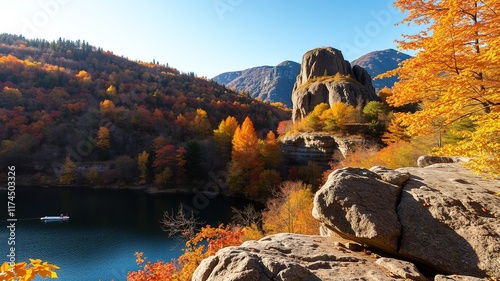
[280,133,369,170]
[192,233,427,281]
[313,163,500,277]
[292,47,378,122]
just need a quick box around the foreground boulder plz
[192,233,426,281]
[313,163,500,277]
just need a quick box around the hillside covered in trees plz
[0,34,290,189]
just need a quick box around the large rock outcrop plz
[280,133,369,170]
[192,233,427,281]
[313,163,500,277]
[292,47,378,122]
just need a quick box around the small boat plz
[40,215,70,221]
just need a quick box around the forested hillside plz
[0,34,290,187]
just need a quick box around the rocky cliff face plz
[212,61,300,107]
[280,133,368,170]
[292,47,378,122]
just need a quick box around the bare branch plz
[160,204,204,239]
[231,204,262,227]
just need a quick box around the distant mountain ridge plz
[213,49,411,106]
[213,61,300,107]
[351,49,411,92]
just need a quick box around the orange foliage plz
[127,224,243,281]
[0,259,59,281]
[75,70,91,82]
[99,99,115,115]
[228,117,264,197]
[334,138,432,170]
[262,181,319,235]
[127,252,176,281]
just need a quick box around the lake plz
[0,186,256,280]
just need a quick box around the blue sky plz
[1,0,419,78]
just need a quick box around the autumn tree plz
[381,0,500,175]
[189,108,211,140]
[228,117,264,197]
[128,224,243,281]
[213,116,239,162]
[106,85,117,97]
[260,130,281,170]
[153,145,176,187]
[59,157,77,185]
[321,102,357,131]
[262,181,319,235]
[96,126,110,150]
[99,99,115,115]
[137,151,149,184]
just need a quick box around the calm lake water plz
[0,186,255,281]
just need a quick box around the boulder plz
[292,47,378,122]
[192,233,424,281]
[312,167,402,255]
[313,163,500,277]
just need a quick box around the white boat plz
[40,216,70,221]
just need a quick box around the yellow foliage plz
[292,102,358,133]
[96,126,110,150]
[106,85,117,96]
[75,70,91,82]
[59,157,77,185]
[2,86,22,98]
[99,99,115,115]
[380,0,500,176]
[241,224,265,242]
[137,151,149,184]
[321,102,357,131]
[213,116,239,160]
[262,181,319,235]
[0,259,59,281]
[189,109,211,139]
[337,138,432,170]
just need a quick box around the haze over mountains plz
[213,61,300,107]
[351,49,412,92]
[213,49,411,107]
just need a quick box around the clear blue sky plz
[1,0,418,78]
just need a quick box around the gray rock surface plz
[192,233,424,281]
[292,47,378,122]
[375,257,426,281]
[313,163,500,277]
[312,167,402,255]
[434,275,487,281]
[280,133,368,170]
[417,155,468,167]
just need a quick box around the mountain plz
[213,49,411,107]
[351,49,412,92]
[0,33,290,186]
[213,61,300,108]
